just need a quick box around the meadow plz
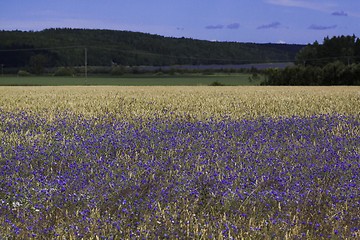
[0,86,360,239]
[0,74,262,86]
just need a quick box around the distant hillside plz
[0,28,304,69]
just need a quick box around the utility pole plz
[85,48,88,84]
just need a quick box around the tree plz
[321,61,345,85]
[296,35,359,67]
[29,54,47,74]
[0,29,304,69]
[295,41,319,66]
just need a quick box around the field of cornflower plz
[0,86,360,239]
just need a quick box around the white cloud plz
[257,22,281,29]
[332,11,348,16]
[308,24,337,30]
[265,0,336,11]
[205,25,224,30]
[227,23,240,30]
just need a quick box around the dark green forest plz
[0,28,303,72]
[262,35,360,85]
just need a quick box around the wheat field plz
[1,86,360,239]
[1,86,359,118]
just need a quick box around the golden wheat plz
[0,86,359,120]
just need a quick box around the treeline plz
[262,35,360,85]
[262,62,360,85]
[295,35,360,66]
[0,28,303,73]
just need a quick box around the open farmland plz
[0,86,360,239]
[0,74,262,86]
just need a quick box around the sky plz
[0,0,359,44]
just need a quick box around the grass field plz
[0,74,262,86]
[1,86,360,239]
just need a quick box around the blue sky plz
[1,0,359,44]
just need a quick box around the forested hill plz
[0,28,304,68]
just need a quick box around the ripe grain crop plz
[0,86,360,239]
[0,86,359,119]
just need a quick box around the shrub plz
[54,67,74,76]
[154,71,164,76]
[209,81,225,86]
[262,63,360,86]
[17,70,31,77]
[110,66,126,76]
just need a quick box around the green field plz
[0,74,262,86]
